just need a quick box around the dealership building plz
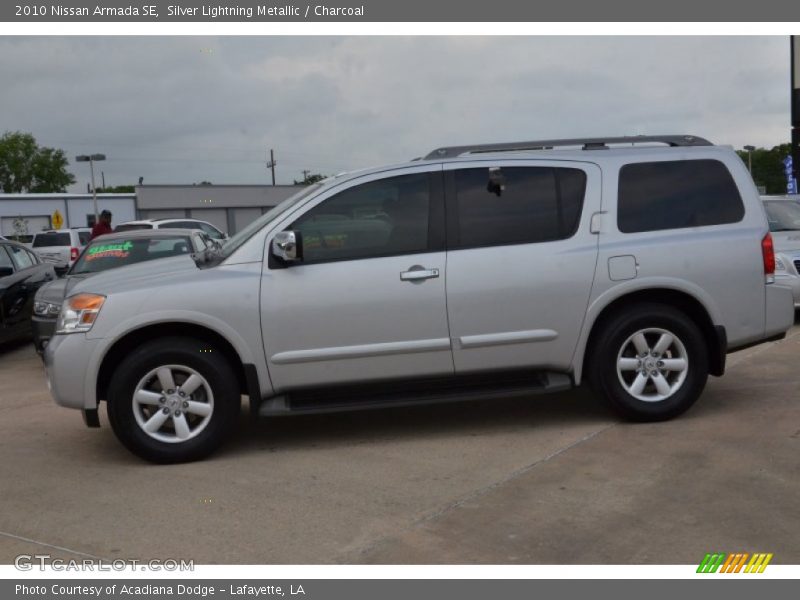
[0,184,303,239]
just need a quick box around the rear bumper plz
[765,283,795,339]
[725,284,794,354]
[773,273,800,307]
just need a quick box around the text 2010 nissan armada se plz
[44,135,794,462]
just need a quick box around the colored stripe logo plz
[697,552,773,573]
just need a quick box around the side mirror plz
[271,231,303,263]
[0,266,13,277]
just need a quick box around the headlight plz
[33,301,61,317]
[55,293,106,334]
[775,256,787,272]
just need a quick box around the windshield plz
[71,236,192,274]
[764,201,800,231]
[33,232,71,247]
[217,184,323,259]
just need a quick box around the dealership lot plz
[1,326,799,565]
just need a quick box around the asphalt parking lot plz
[1,325,799,565]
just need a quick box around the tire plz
[587,303,708,422]
[107,337,240,463]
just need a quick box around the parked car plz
[31,228,92,274]
[44,135,794,463]
[32,229,216,353]
[115,218,227,241]
[0,240,56,345]
[762,198,800,306]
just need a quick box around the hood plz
[34,273,92,304]
[69,254,199,296]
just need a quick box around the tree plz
[294,171,327,186]
[736,144,793,195]
[0,131,76,193]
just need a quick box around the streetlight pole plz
[75,154,106,224]
[743,145,756,175]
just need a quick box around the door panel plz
[262,253,451,389]
[444,161,602,374]
[260,167,451,391]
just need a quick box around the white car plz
[115,218,227,241]
[763,198,800,306]
[31,228,92,273]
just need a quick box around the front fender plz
[83,310,273,408]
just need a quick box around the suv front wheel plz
[587,303,709,421]
[107,337,240,463]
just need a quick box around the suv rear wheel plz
[587,303,708,421]
[106,337,240,463]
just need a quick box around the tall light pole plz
[75,154,106,224]
[743,145,756,174]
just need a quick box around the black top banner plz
[4,0,800,22]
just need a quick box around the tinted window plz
[0,246,14,273]
[453,167,586,248]
[8,244,34,269]
[618,159,745,233]
[160,221,198,230]
[114,224,153,232]
[33,232,71,247]
[78,231,91,245]
[71,236,192,274]
[291,173,431,263]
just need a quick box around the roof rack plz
[423,135,713,160]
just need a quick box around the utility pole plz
[266,149,276,186]
[101,171,106,190]
[744,145,755,174]
[76,154,106,223]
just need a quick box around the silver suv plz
[44,135,794,463]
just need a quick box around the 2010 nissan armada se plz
[44,136,794,463]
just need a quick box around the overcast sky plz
[0,36,792,192]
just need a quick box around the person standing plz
[90,210,113,240]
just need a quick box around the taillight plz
[70,247,79,261]
[762,233,775,280]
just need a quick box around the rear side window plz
[160,221,198,230]
[78,231,91,245]
[33,232,71,247]
[617,159,745,233]
[114,224,152,232]
[451,167,587,249]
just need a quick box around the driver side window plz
[291,173,431,263]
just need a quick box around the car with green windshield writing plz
[32,229,216,353]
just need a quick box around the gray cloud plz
[0,36,792,191]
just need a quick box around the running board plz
[257,371,573,417]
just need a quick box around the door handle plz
[400,267,440,282]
